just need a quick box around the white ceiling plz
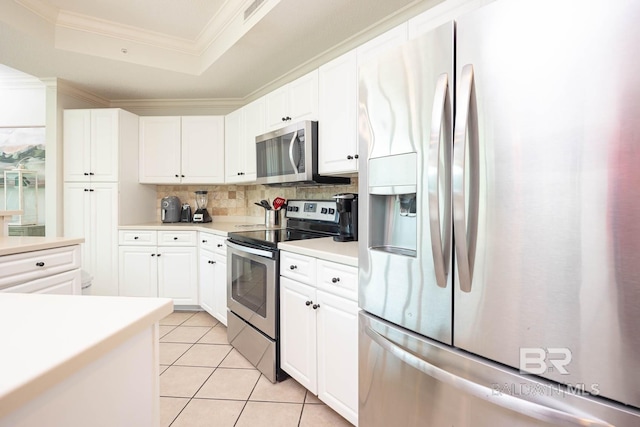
[0,0,439,103]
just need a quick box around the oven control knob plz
[294,206,299,212]
[321,208,327,214]
[328,208,335,215]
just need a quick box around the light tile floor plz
[159,311,353,427]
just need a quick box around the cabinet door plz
[241,98,264,181]
[91,109,119,182]
[118,246,158,297]
[265,85,290,131]
[279,276,317,393]
[139,116,181,184]
[224,108,244,183]
[316,290,359,425]
[91,182,119,296]
[63,110,91,182]
[181,116,225,184]
[318,51,358,175]
[212,254,227,326]
[158,246,198,305]
[199,248,215,316]
[289,69,319,123]
[63,183,91,274]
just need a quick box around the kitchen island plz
[0,293,173,427]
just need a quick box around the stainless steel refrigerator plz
[358,0,640,425]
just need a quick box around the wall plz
[156,178,358,222]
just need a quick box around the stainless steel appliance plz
[333,193,358,242]
[193,190,212,223]
[160,196,181,223]
[227,199,340,382]
[358,0,640,425]
[255,121,350,186]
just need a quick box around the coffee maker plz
[333,193,358,242]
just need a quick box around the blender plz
[193,190,212,223]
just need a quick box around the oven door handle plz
[227,240,276,259]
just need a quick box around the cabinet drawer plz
[119,230,157,245]
[199,233,227,255]
[158,230,196,246]
[1,269,81,295]
[0,245,82,290]
[316,260,358,301]
[281,251,316,285]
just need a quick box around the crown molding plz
[110,97,244,116]
[14,0,58,24]
[41,78,111,106]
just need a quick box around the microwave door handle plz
[288,130,299,174]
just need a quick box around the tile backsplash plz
[156,178,358,221]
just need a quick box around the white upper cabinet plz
[64,109,121,182]
[225,98,264,183]
[265,70,318,131]
[356,23,409,65]
[318,50,358,175]
[181,116,225,184]
[139,116,225,184]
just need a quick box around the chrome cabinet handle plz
[364,325,612,427]
[288,130,299,174]
[452,64,480,293]
[428,73,452,289]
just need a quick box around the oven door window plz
[256,129,306,179]
[230,255,268,317]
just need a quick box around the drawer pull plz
[331,277,340,283]
[151,254,156,257]
[35,262,45,267]
[134,236,139,240]
[312,304,320,310]
[173,237,178,240]
[157,254,162,257]
[217,244,223,248]
[289,265,297,270]
[305,300,313,306]
[202,239,207,243]
[208,260,216,264]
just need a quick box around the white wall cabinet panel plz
[225,98,264,183]
[265,70,318,131]
[64,109,121,183]
[138,117,182,184]
[356,23,409,65]
[64,182,119,296]
[181,116,225,183]
[280,276,318,392]
[139,116,224,184]
[318,50,358,175]
[199,247,215,315]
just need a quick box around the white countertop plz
[119,220,272,236]
[0,293,172,418]
[0,237,85,257]
[279,237,359,267]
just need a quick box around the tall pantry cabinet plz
[63,109,156,296]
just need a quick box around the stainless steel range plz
[226,199,340,382]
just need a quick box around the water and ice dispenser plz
[367,152,418,257]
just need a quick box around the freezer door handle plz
[453,64,480,293]
[428,73,452,288]
[364,324,613,427]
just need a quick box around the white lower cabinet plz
[198,232,228,325]
[119,230,198,306]
[280,251,358,425]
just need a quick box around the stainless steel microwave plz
[255,121,350,186]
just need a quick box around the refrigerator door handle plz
[364,324,614,427]
[453,64,480,293]
[288,130,299,174]
[428,73,452,288]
